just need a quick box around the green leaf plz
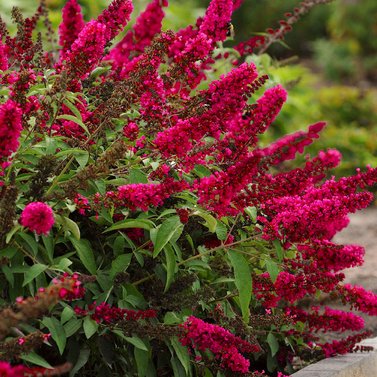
[228,250,252,323]
[56,215,80,240]
[164,244,176,293]
[69,347,90,377]
[17,233,38,256]
[75,151,89,168]
[20,352,53,368]
[129,169,148,184]
[55,257,73,272]
[245,206,257,222]
[56,114,89,135]
[171,337,191,375]
[194,165,212,177]
[104,219,154,233]
[63,99,83,121]
[273,239,284,262]
[164,312,181,325]
[267,332,279,357]
[64,318,83,337]
[83,316,99,339]
[5,224,21,244]
[0,245,17,259]
[69,238,97,275]
[125,336,148,351]
[42,235,54,262]
[193,211,217,233]
[42,317,67,355]
[113,236,125,255]
[61,307,74,324]
[153,216,183,258]
[118,334,148,351]
[2,265,14,287]
[23,264,47,287]
[110,254,132,280]
[266,259,279,283]
[134,347,150,377]
[215,221,228,241]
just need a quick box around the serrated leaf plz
[110,254,132,280]
[266,259,279,283]
[163,244,176,293]
[267,332,279,357]
[23,264,47,287]
[228,250,252,323]
[83,316,98,339]
[153,216,183,258]
[42,317,66,355]
[69,237,97,275]
[104,219,154,233]
[20,352,53,369]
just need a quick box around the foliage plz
[313,0,377,82]
[0,1,376,376]
[251,56,377,179]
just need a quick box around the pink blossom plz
[180,316,259,373]
[199,0,234,43]
[105,179,189,211]
[20,202,55,235]
[64,21,107,79]
[58,0,85,60]
[109,0,167,70]
[97,0,133,41]
[0,100,22,160]
[0,40,9,71]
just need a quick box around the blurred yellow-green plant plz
[252,55,377,178]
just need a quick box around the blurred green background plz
[1,0,376,178]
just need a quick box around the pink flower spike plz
[58,0,85,60]
[18,337,25,345]
[20,202,55,235]
[0,100,23,160]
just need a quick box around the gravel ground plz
[334,208,377,291]
[333,208,377,335]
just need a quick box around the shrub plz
[0,0,376,376]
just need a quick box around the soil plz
[333,207,377,335]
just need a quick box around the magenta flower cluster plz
[19,202,54,235]
[180,316,260,373]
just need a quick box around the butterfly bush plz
[0,0,376,375]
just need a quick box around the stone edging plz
[291,337,377,377]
